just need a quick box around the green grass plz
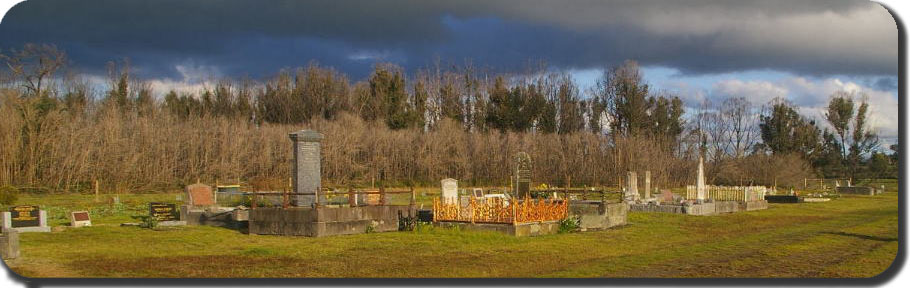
[1,182,899,278]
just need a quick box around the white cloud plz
[706,77,898,140]
[711,79,787,106]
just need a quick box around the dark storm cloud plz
[0,0,897,80]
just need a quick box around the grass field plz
[1,180,900,278]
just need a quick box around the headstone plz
[289,130,324,207]
[513,152,532,199]
[1,206,49,233]
[472,188,484,198]
[148,203,179,221]
[644,171,652,199]
[9,205,39,228]
[185,183,214,207]
[696,156,707,200]
[624,171,639,203]
[69,211,92,227]
[440,178,458,204]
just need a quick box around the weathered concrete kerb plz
[249,205,415,237]
[569,200,628,231]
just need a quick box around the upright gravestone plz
[625,171,639,203]
[1,205,50,233]
[644,171,652,199]
[696,156,707,201]
[289,130,324,207]
[440,178,458,204]
[185,183,215,208]
[513,152,532,199]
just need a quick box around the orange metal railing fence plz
[432,196,567,224]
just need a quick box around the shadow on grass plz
[822,231,898,242]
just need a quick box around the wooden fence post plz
[94,179,100,202]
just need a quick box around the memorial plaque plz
[73,211,90,221]
[9,205,40,228]
[70,211,92,227]
[148,203,178,221]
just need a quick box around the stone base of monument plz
[740,200,769,211]
[248,205,416,237]
[434,221,560,237]
[157,221,187,226]
[1,229,19,260]
[631,200,767,216]
[836,186,877,195]
[181,206,245,229]
[569,201,628,231]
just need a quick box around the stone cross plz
[289,130,324,207]
[440,178,458,204]
[696,156,707,200]
[644,171,652,199]
[513,152,532,199]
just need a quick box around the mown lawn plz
[1,180,899,278]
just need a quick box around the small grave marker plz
[70,211,92,227]
[148,203,178,221]
[472,188,484,198]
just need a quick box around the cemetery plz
[0,128,897,277]
[432,152,628,236]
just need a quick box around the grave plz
[248,130,416,237]
[836,186,875,195]
[0,205,50,233]
[69,211,92,227]
[569,200,628,231]
[631,158,767,216]
[432,152,568,237]
[181,183,242,228]
[186,183,215,207]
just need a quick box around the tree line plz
[0,44,896,193]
